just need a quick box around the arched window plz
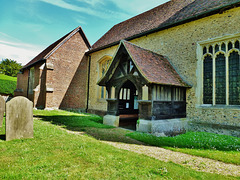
[203,55,213,104]
[98,56,112,99]
[229,51,240,105]
[215,53,226,104]
[202,39,240,105]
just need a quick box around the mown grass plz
[0,111,235,179]
[33,109,109,129]
[127,131,240,165]
[34,110,240,165]
[33,110,143,144]
[0,74,17,95]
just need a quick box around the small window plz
[229,51,240,105]
[221,43,226,52]
[235,40,239,49]
[28,67,35,94]
[129,60,134,72]
[215,44,219,52]
[203,55,213,104]
[215,53,226,104]
[203,47,207,54]
[209,46,213,54]
[228,42,233,50]
[98,57,112,99]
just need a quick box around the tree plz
[0,58,22,77]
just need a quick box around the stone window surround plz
[97,55,112,102]
[196,33,240,109]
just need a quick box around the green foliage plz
[127,131,240,165]
[127,131,240,151]
[0,114,233,179]
[168,147,240,165]
[0,58,22,77]
[0,74,17,95]
[137,119,140,125]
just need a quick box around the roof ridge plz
[122,41,190,87]
[121,40,165,58]
[22,26,90,70]
[111,1,173,29]
[90,0,239,52]
[44,26,82,59]
[98,40,190,87]
[92,1,175,47]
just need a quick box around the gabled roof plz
[161,0,240,27]
[22,26,91,70]
[91,0,240,52]
[92,0,193,50]
[98,40,190,87]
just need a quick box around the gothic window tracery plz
[202,39,240,105]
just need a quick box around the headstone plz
[6,96,33,141]
[0,96,5,127]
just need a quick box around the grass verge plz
[126,131,240,165]
[0,111,237,179]
[33,109,143,144]
[33,109,112,129]
[0,74,17,95]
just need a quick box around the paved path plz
[65,129,240,177]
[103,141,240,177]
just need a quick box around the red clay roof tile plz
[161,0,240,27]
[92,0,240,51]
[92,0,194,50]
[123,40,189,87]
[98,40,190,87]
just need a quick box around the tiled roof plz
[161,0,240,27]
[91,0,240,51]
[98,40,190,87]
[22,26,91,70]
[92,0,193,50]
[123,41,189,87]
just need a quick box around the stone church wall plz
[89,6,240,128]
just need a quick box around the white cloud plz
[110,0,170,15]
[0,32,19,42]
[0,39,44,65]
[39,0,129,20]
[75,18,87,26]
[39,0,102,17]
[40,0,91,13]
[72,15,88,25]
[77,0,104,6]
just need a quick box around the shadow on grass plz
[34,115,145,145]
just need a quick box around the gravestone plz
[6,96,33,141]
[0,95,5,127]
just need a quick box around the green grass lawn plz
[33,109,111,129]
[34,110,240,165]
[0,110,238,179]
[127,131,240,165]
[0,74,17,95]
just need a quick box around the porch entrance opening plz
[118,80,139,130]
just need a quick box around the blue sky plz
[0,0,169,65]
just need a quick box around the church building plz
[15,0,240,136]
